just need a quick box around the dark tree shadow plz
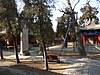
[0,64,64,75]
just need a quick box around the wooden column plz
[98,34,100,44]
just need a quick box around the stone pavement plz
[62,58,100,75]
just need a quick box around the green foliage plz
[0,0,20,63]
[56,8,72,39]
[56,21,67,38]
[23,0,55,45]
[80,2,99,23]
[0,0,21,37]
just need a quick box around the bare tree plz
[57,0,87,57]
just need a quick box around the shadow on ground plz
[0,64,64,75]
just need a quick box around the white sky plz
[15,0,100,32]
[15,0,25,14]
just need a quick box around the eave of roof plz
[80,24,100,30]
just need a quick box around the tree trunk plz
[39,15,49,70]
[12,35,20,63]
[40,28,49,70]
[0,39,4,59]
[67,0,87,57]
[74,21,87,57]
[62,18,70,48]
[6,16,20,63]
[0,48,4,59]
[63,35,68,48]
[76,31,87,57]
[42,40,49,70]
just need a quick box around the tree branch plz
[73,0,80,10]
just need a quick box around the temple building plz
[80,22,100,45]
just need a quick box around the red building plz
[80,24,100,45]
[5,35,37,49]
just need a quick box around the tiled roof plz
[80,24,100,30]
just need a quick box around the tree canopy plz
[22,0,55,45]
[80,1,99,25]
[0,0,20,63]
[0,0,21,37]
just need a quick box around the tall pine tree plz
[23,0,55,70]
[0,0,21,63]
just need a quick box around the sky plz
[51,0,100,32]
[15,0,100,32]
[15,0,25,14]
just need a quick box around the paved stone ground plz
[62,58,100,75]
